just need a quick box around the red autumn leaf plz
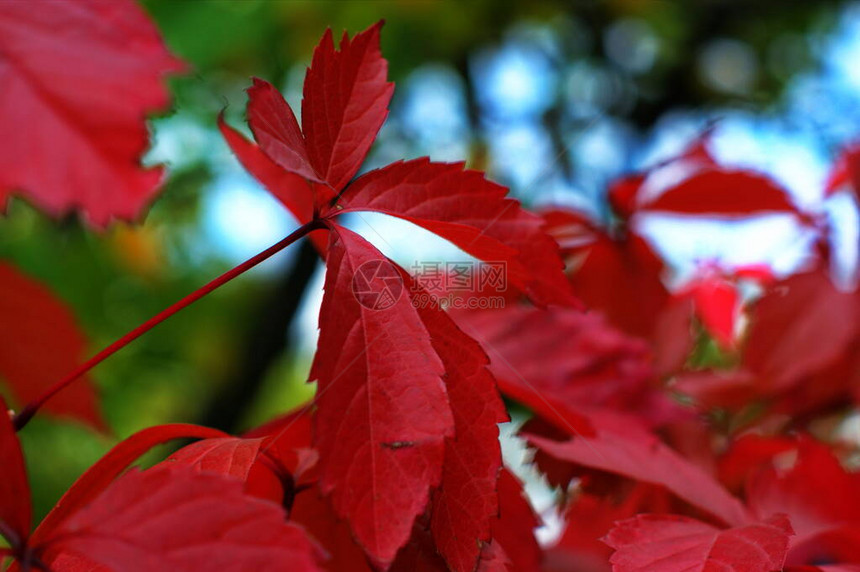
[787,567,860,572]
[335,159,576,306]
[223,23,574,307]
[39,465,322,572]
[607,135,800,219]
[310,224,453,567]
[0,0,184,227]
[30,424,228,547]
[743,270,858,393]
[734,263,778,284]
[747,439,860,543]
[778,344,860,418]
[687,275,741,349]
[641,169,800,218]
[526,409,751,527]
[570,232,670,339]
[825,143,860,201]
[389,526,514,572]
[0,262,103,429]
[717,434,797,494]
[607,134,717,220]
[671,369,760,410]
[784,527,860,570]
[217,113,333,256]
[453,305,665,423]
[389,521,451,572]
[237,22,392,196]
[476,541,512,572]
[302,22,393,192]
[487,469,543,572]
[545,484,675,572]
[38,551,107,572]
[218,114,315,225]
[292,487,374,572]
[165,435,299,510]
[166,437,264,482]
[243,407,319,485]
[0,395,30,549]
[651,295,697,377]
[605,514,793,572]
[244,406,313,444]
[246,78,322,184]
[219,21,581,566]
[545,207,670,338]
[608,174,647,221]
[408,286,508,572]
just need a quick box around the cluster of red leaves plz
[453,138,860,572]
[0,6,563,572]
[3,2,860,572]
[214,20,577,571]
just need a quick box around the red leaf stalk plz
[12,220,325,431]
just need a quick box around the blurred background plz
[2,0,859,521]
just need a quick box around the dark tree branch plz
[198,238,319,433]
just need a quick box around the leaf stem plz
[13,220,325,432]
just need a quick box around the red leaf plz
[390,522,450,572]
[244,407,313,444]
[0,0,184,226]
[409,288,508,572]
[717,435,796,494]
[292,486,374,572]
[476,541,512,572]
[164,435,296,505]
[0,262,102,429]
[651,295,697,377]
[672,369,759,410]
[787,567,860,572]
[688,276,740,349]
[545,484,675,572]
[244,407,318,480]
[246,78,321,184]
[744,271,858,393]
[607,133,718,220]
[166,437,264,482]
[825,143,860,201]
[0,395,30,547]
[40,465,322,572]
[786,527,860,569]
[335,159,576,306]
[747,439,860,541]
[310,224,453,567]
[218,111,333,254]
[302,22,393,191]
[542,207,601,251]
[606,135,799,219]
[526,410,751,527]
[218,113,314,224]
[608,174,647,220]
[488,469,542,572]
[642,169,799,217]
[605,514,793,572]
[453,306,664,423]
[229,25,576,311]
[40,551,106,571]
[30,423,227,547]
[557,224,670,339]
